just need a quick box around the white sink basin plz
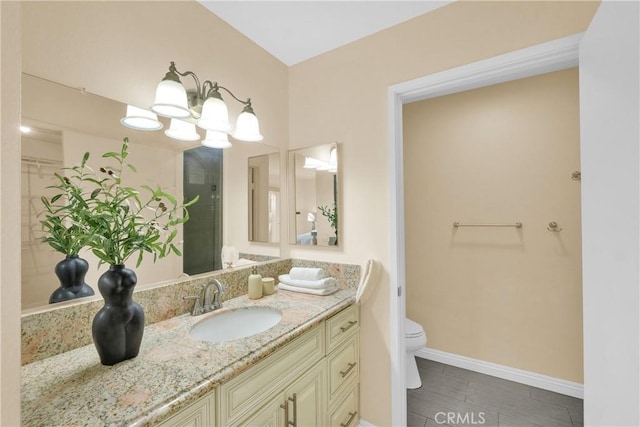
[189,307,282,343]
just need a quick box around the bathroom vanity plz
[21,287,359,427]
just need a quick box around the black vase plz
[92,265,145,366]
[49,255,95,304]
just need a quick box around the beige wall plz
[404,68,583,382]
[1,2,22,424]
[289,2,597,423]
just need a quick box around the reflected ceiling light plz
[127,61,263,148]
[120,105,163,131]
[303,147,338,173]
[20,125,31,133]
[164,119,200,141]
[328,146,338,173]
[201,130,232,149]
[303,156,324,169]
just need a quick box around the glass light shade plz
[316,161,332,171]
[197,96,232,132]
[120,105,163,131]
[329,147,337,165]
[202,130,232,149]
[152,79,191,118]
[327,147,338,173]
[164,119,200,141]
[303,156,322,169]
[232,111,263,142]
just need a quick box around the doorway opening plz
[387,33,583,426]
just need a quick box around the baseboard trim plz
[416,348,584,399]
[358,419,374,427]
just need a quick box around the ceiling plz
[199,1,452,66]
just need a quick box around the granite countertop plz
[21,288,356,427]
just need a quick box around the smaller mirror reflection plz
[288,143,339,246]
[248,153,280,244]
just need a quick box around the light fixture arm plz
[167,62,252,111]
[216,85,252,109]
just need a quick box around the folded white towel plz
[289,267,325,281]
[278,283,339,296]
[278,274,337,290]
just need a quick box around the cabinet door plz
[285,362,326,427]
[232,395,286,427]
[219,325,325,426]
[157,392,215,427]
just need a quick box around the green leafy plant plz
[318,203,338,234]
[39,152,95,256]
[40,137,198,267]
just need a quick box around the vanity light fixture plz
[201,130,232,149]
[121,105,163,131]
[164,118,200,142]
[302,146,338,173]
[153,61,263,142]
[120,62,263,148]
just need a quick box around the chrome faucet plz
[204,279,225,311]
[184,279,225,316]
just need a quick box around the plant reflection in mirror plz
[39,137,199,268]
[318,203,338,237]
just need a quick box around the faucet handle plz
[183,295,202,316]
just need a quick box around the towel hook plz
[547,221,563,232]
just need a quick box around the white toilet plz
[405,318,427,389]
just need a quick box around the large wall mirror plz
[21,73,280,311]
[248,153,280,244]
[288,143,339,246]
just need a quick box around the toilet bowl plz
[405,318,427,389]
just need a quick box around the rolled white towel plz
[356,259,380,303]
[278,282,339,296]
[221,246,239,267]
[289,267,324,281]
[278,274,337,290]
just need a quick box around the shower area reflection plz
[183,146,223,275]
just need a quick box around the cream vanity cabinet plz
[157,393,216,427]
[325,304,360,427]
[159,304,359,427]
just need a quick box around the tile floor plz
[407,358,583,427]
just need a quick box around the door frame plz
[387,33,583,426]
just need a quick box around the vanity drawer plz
[328,383,359,427]
[219,324,325,426]
[327,336,359,403]
[326,304,359,353]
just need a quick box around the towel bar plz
[453,221,522,228]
